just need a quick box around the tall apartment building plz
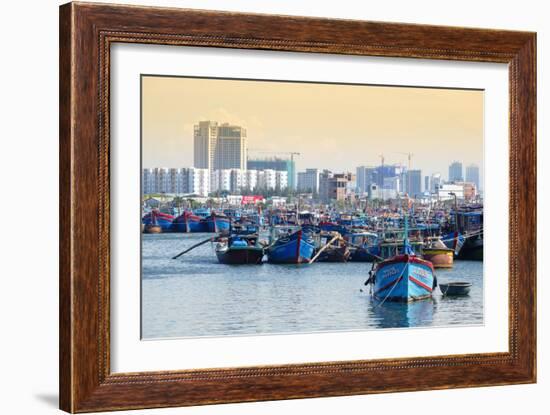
[297,168,320,193]
[465,163,480,191]
[448,161,463,182]
[194,121,247,171]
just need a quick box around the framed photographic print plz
[59,2,536,412]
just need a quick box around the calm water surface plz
[142,233,483,339]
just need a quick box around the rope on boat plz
[372,263,408,308]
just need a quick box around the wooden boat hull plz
[422,248,454,268]
[456,235,483,260]
[317,246,351,262]
[142,212,174,232]
[349,247,379,262]
[216,247,264,264]
[373,255,435,302]
[267,230,315,264]
[143,224,162,234]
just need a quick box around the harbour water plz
[142,233,483,339]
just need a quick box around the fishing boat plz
[422,237,454,268]
[444,206,483,260]
[142,210,174,232]
[171,211,206,233]
[366,218,436,302]
[266,227,316,264]
[215,234,264,265]
[316,232,350,262]
[203,212,231,233]
[344,231,380,262]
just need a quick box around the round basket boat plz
[439,282,472,296]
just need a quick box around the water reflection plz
[369,298,435,329]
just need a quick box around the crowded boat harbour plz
[142,198,483,304]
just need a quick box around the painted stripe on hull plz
[374,257,434,302]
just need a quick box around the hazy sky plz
[142,75,483,181]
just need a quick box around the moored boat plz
[171,211,206,233]
[203,212,231,233]
[366,217,436,302]
[267,227,315,264]
[142,210,174,232]
[316,233,350,263]
[422,237,454,268]
[439,282,472,296]
[422,247,454,268]
[215,235,264,265]
[344,231,380,262]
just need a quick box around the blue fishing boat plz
[344,231,380,262]
[171,211,206,233]
[366,218,436,302]
[267,227,316,264]
[203,213,231,233]
[142,210,174,232]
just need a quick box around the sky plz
[142,75,483,182]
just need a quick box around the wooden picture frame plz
[59,2,536,412]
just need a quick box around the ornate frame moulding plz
[59,2,536,412]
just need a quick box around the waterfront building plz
[406,169,422,198]
[372,164,401,187]
[438,183,465,201]
[253,169,288,191]
[297,168,320,193]
[142,168,154,195]
[245,169,258,191]
[327,173,355,202]
[383,176,400,192]
[454,181,477,201]
[318,169,333,203]
[188,168,210,196]
[247,157,296,189]
[356,166,376,195]
[210,169,232,194]
[448,161,463,182]
[153,167,170,194]
[229,169,247,193]
[367,183,397,200]
[466,163,480,191]
[276,170,288,190]
[431,173,442,193]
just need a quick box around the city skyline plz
[142,75,484,182]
